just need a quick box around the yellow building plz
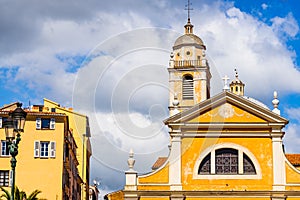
[43,98,92,200]
[0,99,91,200]
[105,17,300,200]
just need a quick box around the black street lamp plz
[3,102,27,200]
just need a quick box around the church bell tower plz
[168,13,211,115]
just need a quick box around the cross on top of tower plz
[185,0,193,22]
[184,0,194,34]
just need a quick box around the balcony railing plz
[173,60,204,68]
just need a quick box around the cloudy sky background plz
[1,0,300,198]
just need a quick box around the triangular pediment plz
[164,92,288,125]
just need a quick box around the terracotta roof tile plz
[286,154,300,166]
[151,157,168,170]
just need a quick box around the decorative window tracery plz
[216,148,238,174]
[198,148,256,175]
[243,153,256,174]
[198,153,210,174]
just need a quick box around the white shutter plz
[34,141,40,157]
[9,170,12,187]
[50,141,56,158]
[36,118,41,129]
[0,117,2,128]
[50,118,55,130]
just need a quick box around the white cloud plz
[286,107,300,122]
[271,12,299,38]
[87,111,169,192]
[283,123,300,153]
[261,3,268,10]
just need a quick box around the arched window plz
[198,153,210,174]
[243,153,256,174]
[182,75,194,100]
[198,148,256,175]
[216,148,238,174]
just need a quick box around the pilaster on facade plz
[272,130,286,191]
[169,135,182,191]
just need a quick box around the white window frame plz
[0,170,9,187]
[0,117,2,128]
[40,142,49,158]
[193,142,262,179]
[1,141,10,157]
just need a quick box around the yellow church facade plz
[106,15,300,200]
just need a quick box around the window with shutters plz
[1,141,9,156]
[182,75,194,100]
[34,141,56,159]
[36,118,55,130]
[0,170,9,186]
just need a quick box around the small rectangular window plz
[1,141,9,156]
[41,119,50,129]
[40,142,49,157]
[0,170,9,186]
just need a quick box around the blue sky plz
[1,0,300,198]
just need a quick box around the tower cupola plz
[230,69,245,96]
[184,18,194,34]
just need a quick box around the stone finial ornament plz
[127,148,135,171]
[272,91,280,115]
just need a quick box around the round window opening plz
[186,51,191,55]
